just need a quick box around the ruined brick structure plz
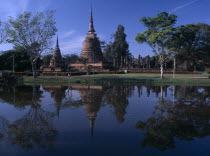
[80,7,103,63]
[43,36,62,72]
[50,36,62,68]
[70,7,106,71]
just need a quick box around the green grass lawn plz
[20,73,210,86]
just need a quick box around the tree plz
[41,54,53,68]
[135,12,177,78]
[63,54,79,71]
[77,57,89,74]
[171,23,210,71]
[8,11,57,78]
[103,43,113,63]
[186,23,210,70]
[168,24,197,76]
[0,47,31,71]
[112,25,129,69]
[0,20,10,44]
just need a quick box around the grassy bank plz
[18,73,210,86]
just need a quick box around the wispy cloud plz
[170,0,199,13]
[0,0,29,19]
[55,29,84,54]
[59,30,76,39]
[60,36,85,55]
[0,0,52,20]
[0,0,29,51]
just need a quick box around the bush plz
[14,72,40,76]
[206,68,210,74]
[71,72,86,76]
[42,72,68,76]
[42,72,87,76]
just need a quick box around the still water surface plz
[0,84,210,156]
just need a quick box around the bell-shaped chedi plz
[70,7,107,72]
[80,7,103,63]
[50,36,62,67]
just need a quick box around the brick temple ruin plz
[70,7,107,72]
[43,36,62,72]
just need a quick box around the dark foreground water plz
[0,84,210,156]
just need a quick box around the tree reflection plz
[8,104,57,149]
[0,116,9,142]
[136,86,210,151]
[0,85,57,149]
[0,85,43,108]
[104,86,134,123]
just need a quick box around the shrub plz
[14,72,40,76]
[206,68,210,74]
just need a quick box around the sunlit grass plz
[21,73,210,86]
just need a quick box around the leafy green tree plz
[135,12,177,78]
[171,23,210,71]
[41,54,53,68]
[0,47,31,71]
[112,25,129,68]
[103,43,113,63]
[186,23,210,70]
[7,11,57,78]
[77,57,90,74]
[63,54,79,70]
[0,20,10,44]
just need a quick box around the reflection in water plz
[8,105,57,149]
[136,86,210,151]
[0,116,9,142]
[0,85,43,108]
[72,86,107,136]
[43,85,68,119]
[0,84,209,153]
[104,86,133,123]
[0,85,57,149]
[43,85,108,136]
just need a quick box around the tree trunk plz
[160,63,164,79]
[32,58,37,78]
[173,58,176,79]
[194,65,196,72]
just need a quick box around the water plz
[0,84,210,156]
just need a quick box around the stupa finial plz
[88,5,95,33]
[56,35,59,48]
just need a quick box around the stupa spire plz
[88,116,96,136]
[88,5,95,33]
[56,35,59,48]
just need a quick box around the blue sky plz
[0,0,210,57]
